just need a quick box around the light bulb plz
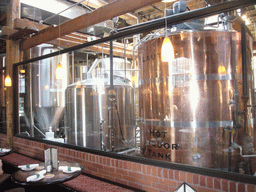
[4,75,12,87]
[56,63,64,79]
[161,36,174,62]
[242,15,250,25]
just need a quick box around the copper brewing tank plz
[138,30,254,169]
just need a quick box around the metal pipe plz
[71,51,75,83]
[232,143,256,158]
[241,19,248,97]
[240,12,249,135]
[228,131,232,172]
[13,0,255,68]
[110,41,113,88]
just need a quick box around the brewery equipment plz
[138,30,255,169]
[65,58,136,151]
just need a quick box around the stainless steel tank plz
[65,76,135,151]
[29,44,69,134]
[138,30,254,169]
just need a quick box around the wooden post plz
[6,0,20,147]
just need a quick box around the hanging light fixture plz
[5,75,12,87]
[161,36,174,62]
[56,63,64,79]
[161,3,175,62]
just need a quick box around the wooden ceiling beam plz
[14,18,48,31]
[21,0,162,51]
[1,26,18,37]
[49,37,133,59]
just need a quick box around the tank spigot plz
[192,153,201,162]
[229,99,236,106]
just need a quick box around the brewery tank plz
[65,72,135,151]
[28,44,68,136]
[138,30,255,169]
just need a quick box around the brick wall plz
[1,133,256,192]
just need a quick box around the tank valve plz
[192,153,201,162]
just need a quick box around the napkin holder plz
[44,147,58,172]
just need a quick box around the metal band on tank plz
[141,120,233,128]
[139,74,241,86]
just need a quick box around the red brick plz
[180,172,186,182]
[158,178,176,186]
[143,175,158,183]
[189,185,198,191]
[116,168,129,175]
[187,173,193,184]
[142,185,158,192]
[168,186,177,192]
[214,178,221,190]
[142,165,147,174]
[116,160,123,169]
[158,167,163,177]
[174,171,180,180]
[197,187,219,192]
[137,178,152,186]
[169,170,174,179]
[123,175,137,182]
[152,182,169,191]
[222,179,229,191]
[92,163,103,169]
[123,161,128,169]
[229,181,236,191]
[238,183,245,192]
[126,162,132,171]
[98,168,110,175]
[152,166,158,176]
[106,158,110,166]
[206,177,213,188]
[247,184,256,192]
[199,175,206,187]
[136,163,142,173]
[163,169,168,179]
[129,171,143,179]
[115,178,128,186]
[193,174,199,184]
[109,172,123,179]
[103,166,115,172]
[128,182,143,190]
[111,159,115,167]
[98,156,102,164]
[147,166,152,175]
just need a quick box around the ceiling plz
[0,0,255,55]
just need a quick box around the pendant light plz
[161,3,175,62]
[56,63,64,79]
[161,36,174,62]
[5,75,12,87]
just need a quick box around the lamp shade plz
[56,63,64,79]
[161,36,174,62]
[4,75,12,87]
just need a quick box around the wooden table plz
[11,161,83,186]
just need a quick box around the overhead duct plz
[20,0,114,37]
